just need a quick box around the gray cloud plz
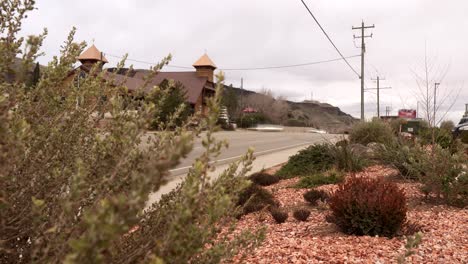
[20,0,468,122]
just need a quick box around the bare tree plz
[243,89,290,125]
[411,49,461,128]
[411,48,462,146]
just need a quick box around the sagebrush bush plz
[270,208,288,224]
[0,2,263,262]
[293,209,311,221]
[249,171,280,186]
[329,176,407,237]
[295,168,344,188]
[237,184,278,215]
[303,189,329,205]
[276,144,334,179]
[349,120,395,146]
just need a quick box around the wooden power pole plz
[353,21,375,121]
[367,76,391,118]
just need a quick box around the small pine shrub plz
[237,184,278,215]
[270,208,288,224]
[329,176,407,237]
[349,120,395,146]
[293,209,311,221]
[295,168,344,188]
[276,144,334,179]
[303,189,329,205]
[249,171,280,186]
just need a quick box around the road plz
[169,131,341,177]
[145,131,343,206]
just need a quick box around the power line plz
[220,55,360,71]
[105,53,192,69]
[298,0,360,77]
[106,52,360,71]
[367,76,391,118]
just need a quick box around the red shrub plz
[328,176,407,237]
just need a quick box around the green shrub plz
[419,146,467,207]
[270,208,288,224]
[418,127,452,149]
[249,171,280,186]
[276,144,334,179]
[146,80,191,130]
[329,176,407,237]
[329,142,368,172]
[440,120,455,132]
[293,208,311,221]
[238,113,270,128]
[295,169,344,188]
[237,184,278,215]
[303,189,329,205]
[460,131,468,144]
[349,120,395,146]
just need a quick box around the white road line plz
[169,140,313,173]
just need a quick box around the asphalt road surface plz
[168,131,342,176]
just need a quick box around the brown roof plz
[77,44,108,63]
[148,72,208,104]
[193,54,216,68]
[109,69,209,104]
[102,72,145,92]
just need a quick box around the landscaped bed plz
[231,165,468,263]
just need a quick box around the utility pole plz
[366,76,391,118]
[353,21,375,121]
[240,77,244,110]
[416,101,419,118]
[433,82,440,126]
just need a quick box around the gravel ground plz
[231,165,468,263]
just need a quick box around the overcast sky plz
[21,0,467,122]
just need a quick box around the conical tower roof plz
[193,53,216,69]
[77,44,108,63]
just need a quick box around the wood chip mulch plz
[231,165,468,263]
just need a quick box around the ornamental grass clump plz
[249,171,280,186]
[270,208,288,224]
[292,208,311,221]
[294,168,344,188]
[329,141,368,172]
[303,189,329,205]
[237,184,278,215]
[328,176,407,237]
